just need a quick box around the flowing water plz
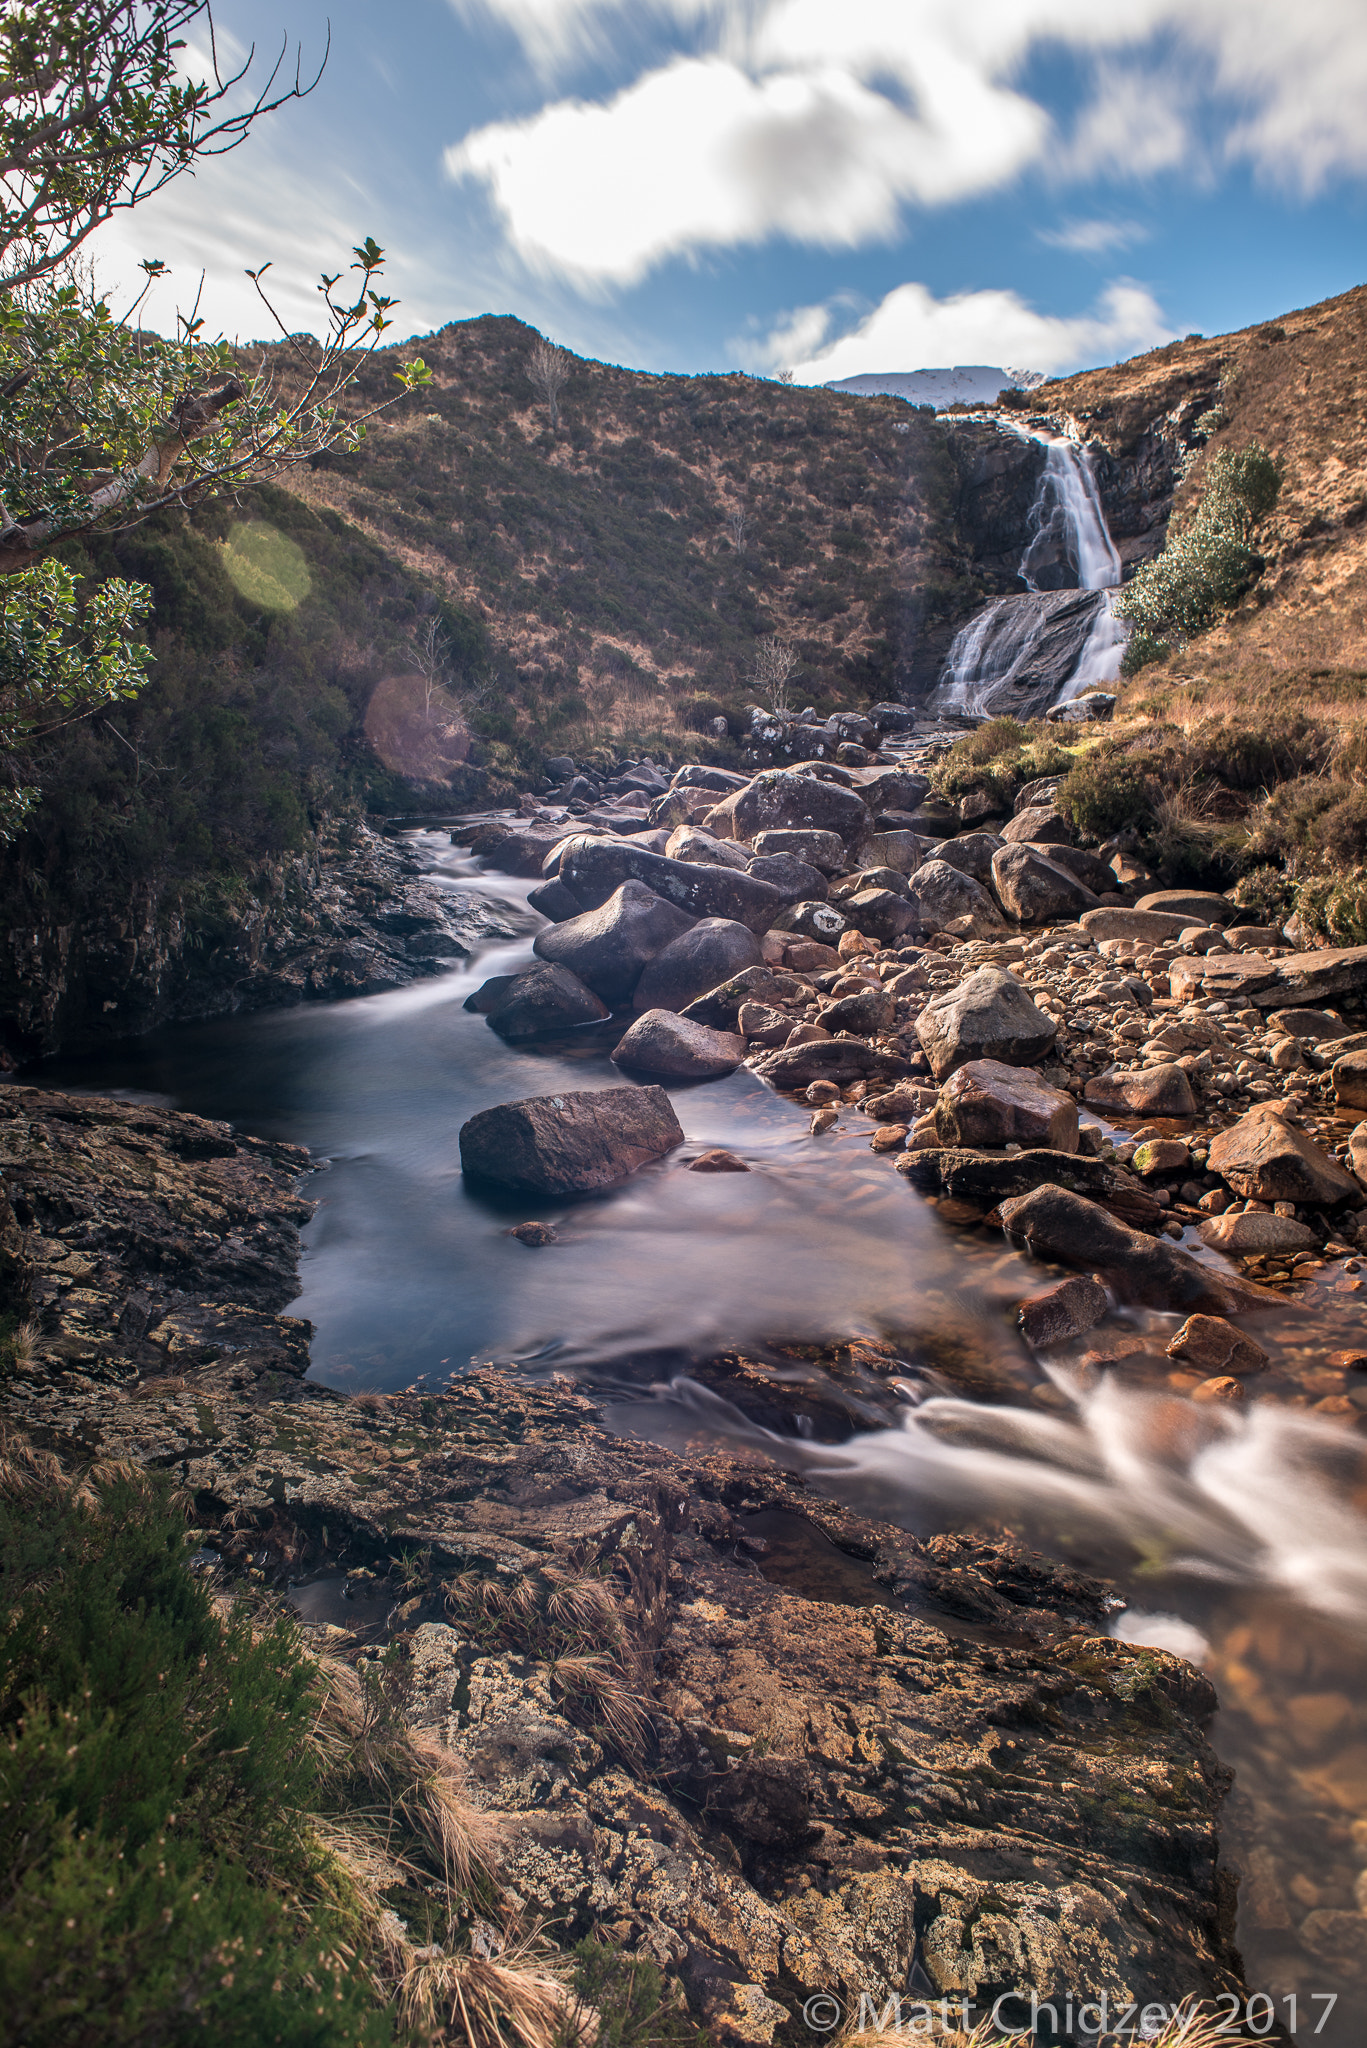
[30,825,1367,2032]
[937,428,1128,717]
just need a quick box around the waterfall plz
[936,427,1127,718]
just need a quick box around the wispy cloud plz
[1038,218,1151,256]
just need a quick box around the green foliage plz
[1056,749,1156,839]
[0,1463,391,2047]
[931,718,1073,805]
[560,1940,704,2046]
[1233,864,1296,923]
[1293,869,1367,947]
[1114,442,1281,663]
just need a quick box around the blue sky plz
[91,0,1367,381]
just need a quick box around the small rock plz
[917,967,1057,1080]
[869,1125,908,1153]
[773,898,848,943]
[821,986,895,1036]
[1132,1138,1190,1178]
[842,886,918,947]
[837,928,878,959]
[904,859,1006,937]
[1166,1314,1269,1375]
[1001,806,1073,846]
[1197,1211,1319,1254]
[810,1106,839,1134]
[806,1081,841,1104]
[508,1221,559,1246]
[1084,1065,1197,1119]
[1198,1188,1232,1215]
[1268,1007,1343,1039]
[687,1149,750,1173]
[1269,1039,1303,1072]
[865,1082,938,1121]
[736,1000,792,1046]
[935,1059,1078,1153]
[1208,1104,1359,1206]
[1332,1048,1367,1108]
[1191,1376,1246,1404]
[1018,1275,1108,1348]
[610,1010,745,1079]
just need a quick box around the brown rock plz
[1001,805,1073,845]
[916,967,1057,1080]
[1084,1065,1197,1119]
[1018,1275,1108,1348]
[687,1149,750,1173]
[757,1039,908,1089]
[869,1125,908,1153]
[610,1010,745,1080]
[460,1086,684,1196]
[1166,1315,1269,1375]
[736,1001,792,1046]
[1136,889,1236,924]
[1332,1048,1367,1109]
[1132,1138,1190,1177]
[1081,906,1211,943]
[1208,1104,1359,1205]
[935,1059,1078,1153]
[997,1184,1270,1313]
[1191,1376,1246,1403]
[508,1221,558,1246]
[1197,1212,1319,1254]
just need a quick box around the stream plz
[32,824,1367,2037]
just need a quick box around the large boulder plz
[1035,843,1116,895]
[681,965,790,1028]
[633,917,764,1012]
[558,839,782,933]
[479,963,610,1040]
[464,819,574,877]
[841,887,918,947]
[1136,889,1236,925]
[1081,906,1209,944]
[1084,1065,1197,1118]
[709,769,873,855]
[930,834,1002,886]
[935,1060,1078,1153]
[747,852,829,903]
[856,767,930,814]
[1208,1104,1359,1205]
[991,844,1100,924]
[610,1010,745,1080]
[750,827,847,872]
[1001,806,1073,846]
[526,877,582,921]
[904,860,1006,937]
[997,1185,1268,1314]
[533,880,696,1006]
[664,825,753,870]
[917,968,1057,1080]
[831,866,910,903]
[772,899,848,944]
[899,1147,1162,1230]
[1168,945,1367,1010]
[756,1038,908,1089]
[671,764,747,792]
[459,1086,684,1195]
[868,829,925,874]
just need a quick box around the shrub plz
[1293,870,1367,947]
[1055,750,1155,839]
[930,720,1072,805]
[1181,713,1331,791]
[1233,865,1296,923]
[1114,442,1281,650]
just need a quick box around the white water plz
[938,427,1128,714]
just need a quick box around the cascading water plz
[937,427,1127,718]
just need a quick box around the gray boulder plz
[746,852,829,903]
[831,867,911,903]
[821,986,895,1036]
[710,769,873,855]
[935,1060,1078,1152]
[526,878,581,921]
[681,965,789,1028]
[459,1085,684,1195]
[1002,806,1073,846]
[991,844,1100,924]
[481,963,610,1041]
[842,887,917,947]
[664,824,752,870]
[928,833,1002,886]
[558,839,782,933]
[904,860,1006,937]
[750,828,846,872]
[868,829,925,875]
[998,1185,1267,1314]
[857,767,930,814]
[772,899,848,943]
[1034,843,1116,895]
[610,1010,745,1080]
[917,967,1057,1080]
[533,880,696,1006]
[633,917,764,1013]
[671,764,747,792]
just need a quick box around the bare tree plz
[751,635,799,719]
[408,615,449,719]
[726,505,748,554]
[776,369,795,386]
[529,337,570,432]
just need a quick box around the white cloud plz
[1037,217,1150,255]
[778,277,1173,382]
[445,0,1367,284]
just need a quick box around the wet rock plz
[1136,889,1236,925]
[508,1221,558,1247]
[709,770,873,857]
[1208,1104,1359,1205]
[820,986,895,1036]
[991,844,1099,924]
[1191,1376,1245,1404]
[611,1010,745,1080]
[1197,1211,1319,1254]
[1084,1065,1197,1119]
[935,1059,1078,1153]
[756,1039,908,1090]
[745,853,829,903]
[929,833,1002,885]
[687,1148,749,1172]
[463,974,518,1015]
[1002,806,1073,846]
[865,1081,938,1122]
[533,880,697,1006]
[1132,1138,1190,1177]
[459,1085,684,1195]
[482,963,611,1040]
[904,860,1006,938]
[899,1147,1163,1230]
[1166,1314,1269,1375]
[771,899,848,944]
[917,967,1057,1080]
[558,840,783,934]
[634,918,765,1013]
[997,1185,1268,1313]
[1018,1275,1108,1348]
[664,825,753,870]
[809,1105,839,1134]
[749,828,846,873]
[841,887,918,947]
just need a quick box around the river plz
[31,823,1367,2037]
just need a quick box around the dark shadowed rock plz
[750,827,847,872]
[898,1148,1163,1230]
[610,1010,744,1079]
[558,839,783,933]
[1136,890,1236,924]
[466,819,571,877]
[991,844,1099,924]
[746,852,829,902]
[1084,1065,1197,1119]
[841,887,918,947]
[904,860,1005,937]
[820,986,895,1036]
[1002,806,1073,846]
[680,965,788,1028]
[711,770,873,854]
[671,764,747,792]
[526,878,582,921]
[482,963,610,1040]
[1208,1104,1359,1205]
[459,1086,684,1195]
[633,918,765,1012]
[772,899,848,943]
[463,975,518,1015]
[917,968,1057,1079]
[936,1060,1078,1152]
[1018,1276,1108,1348]
[1034,842,1117,895]
[929,834,1003,886]
[533,880,697,1005]
[997,1185,1269,1313]
[757,1039,909,1089]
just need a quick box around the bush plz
[1055,751,1155,839]
[1293,870,1367,947]
[1233,865,1296,923]
[931,720,1073,805]
[1114,442,1281,646]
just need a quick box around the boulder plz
[1197,1212,1319,1254]
[1268,1007,1344,1039]
[856,767,930,814]
[1034,843,1116,895]
[904,860,1006,938]
[1132,1138,1190,1177]
[1165,1314,1269,1375]
[1207,1104,1358,1205]
[533,881,696,1006]
[663,824,753,870]
[1081,907,1208,943]
[831,866,911,902]
[633,918,765,1013]
[1001,806,1073,846]
[647,787,716,829]
[670,765,747,792]
[1018,1276,1108,1348]
[997,1185,1268,1313]
[750,827,847,872]
[772,899,848,944]
[899,1148,1163,1230]
[1332,1049,1367,1109]
[558,840,782,933]
[736,1000,792,1046]
[929,833,1002,886]
[747,853,829,902]
[917,967,1058,1080]
[681,965,787,1029]
[905,800,957,839]
[1084,1065,1197,1119]
[463,975,518,1015]
[610,1010,744,1080]
[842,887,918,947]
[526,877,583,921]
[1045,691,1116,724]
[539,829,615,877]
[711,769,873,854]
[1136,889,1236,925]
[935,1060,1078,1153]
[867,829,925,875]
[991,844,1099,924]
[820,986,895,1036]
[1170,943,1367,1010]
[1014,777,1064,813]
[459,1086,684,1195]
[867,702,919,732]
[756,1039,909,1089]
[465,819,573,877]
[481,963,611,1040]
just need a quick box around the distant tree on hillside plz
[752,634,799,719]
[529,337,569,432]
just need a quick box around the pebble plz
[1192,1375,1247,1403]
